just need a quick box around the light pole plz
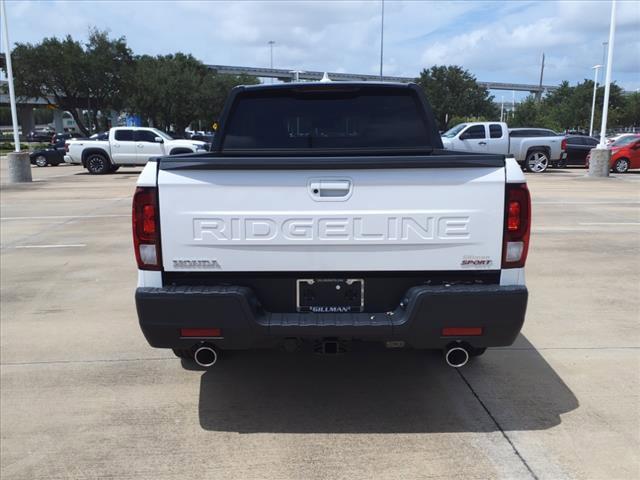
[1,0,31,182]
[500,96,504,122]
[589,0,617,178]
[602,41,608,71]
[1,0,20,152]
[268,40,275,83]
[589,64,602,137]
[379,0,385,79]
[598,1,616,147]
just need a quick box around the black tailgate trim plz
[158,153,505,170]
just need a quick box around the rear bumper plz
[136,284,528,350]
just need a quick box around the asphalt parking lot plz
[1,161,639,479]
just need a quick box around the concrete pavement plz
[1,162,639,479]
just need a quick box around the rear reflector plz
[180,328,222,338]
[442,327,483,336]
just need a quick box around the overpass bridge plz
[206,64,558,95]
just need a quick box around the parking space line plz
[1,214,129,221]
[13,244,86,249]
[578,222,640,226]
[0,356,174,367]
[534,201,640,205]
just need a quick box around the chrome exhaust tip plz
[445,345,470,368]
[194,345,218,368]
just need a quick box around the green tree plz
[7,31,132,136]
[85,29,133,131]
[619,92,640,128]
[415,65,498,130]
[128,54,257,134]
[511,80,631,133]
[194,73,258,128]
[511,96,545,128]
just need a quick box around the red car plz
[586,135,640,173]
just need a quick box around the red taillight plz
[442,327,483,336]
[502,183,531,269]
[180,328,222,338]
[561,137,567,151]
[142,205,156,235]
[507,201,521,231]
[64,142,69,153]
[132,187,162,270]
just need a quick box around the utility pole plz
[536,52,545,102]
[268,40,275,83]
[500,96,504,122]
[379,0,385,79]
[589,65,602,137]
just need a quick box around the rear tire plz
[613,158,630,173]
[85,153,112,174]
[525,150,549,173]
[34,155,48,167]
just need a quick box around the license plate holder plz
[296,278,364,313]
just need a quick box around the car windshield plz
[612,136,639,147]
[441,123,468,138]
[151,129,173,140]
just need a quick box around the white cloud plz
[2,0,639,90]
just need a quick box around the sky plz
[2,0,640,97]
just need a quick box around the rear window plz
[489,124,503,138]
[221,87,436,153]
[114,129,134,141]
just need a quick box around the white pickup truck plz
[441,122,567,173]
[66,127,208,174]
[133,82,530,369]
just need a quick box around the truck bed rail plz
[157,151,505,171]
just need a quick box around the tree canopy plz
[10,30,133,135]
[415,65,498,130]
[127,54,257,134]
[511,80,636,132]
[4,31,638,136]
[5,30,257,136]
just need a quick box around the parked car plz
[29,139,66,167]
[27,128,55,142]
[189,133,214,147]
[586,135,640,173]
[606,133,637,145]
[441,122,566,172]
[66,127,208,173]
[89,132,109,140]
[51,132,83,144]
[561,135,599,167]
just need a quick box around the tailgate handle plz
[310,180,352,198]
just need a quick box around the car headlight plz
[194,144,207,151]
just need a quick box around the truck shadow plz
[197,335,578,433]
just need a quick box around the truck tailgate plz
[158,164,505,272]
